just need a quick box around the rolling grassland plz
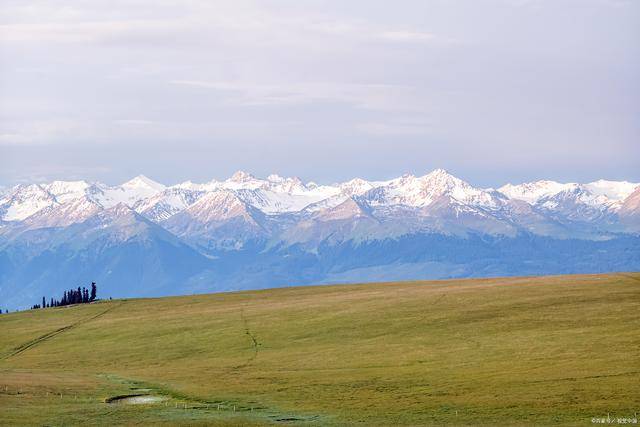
[1,273,639,425]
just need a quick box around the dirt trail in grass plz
[235,306,260,369]
[2,301,124,360]
[528,370,640,384]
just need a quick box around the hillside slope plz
[0,273,639,425]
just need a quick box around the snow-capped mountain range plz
[1,169,639,310]
[0,169,640,233]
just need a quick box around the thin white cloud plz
[378,31,437,43]
[0,20,183,44]
[356,121,432,136]
[169,80,423,112]
[0,2,443,48]
[0,119,91,145]
[115,119,154,126]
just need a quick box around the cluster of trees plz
[31,282,97,310]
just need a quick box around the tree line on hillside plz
[30,282,97,310]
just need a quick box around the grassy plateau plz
[0,273,639,426]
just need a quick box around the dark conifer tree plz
[32,282,98,310]
[90,282,97,302]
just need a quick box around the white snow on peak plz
[235,187,335,214]
[257,175,306,194]
[498,180,570,204]
[585,179,639,201]
[421,169,499,207]
[89,175,166,208]
[172,180,218,192]
[536,183,612,209]
[184,190,251,222]
[134,188,204,221]
[228,170,255,183]
[44,180,91,203]
[25,196,102,228]
[498,179,639,209]
[0,184,57,221]
[121,175,166,192]
[267,174,284,182]
[223,171,265,190]
[368,168,497,208]
[339,178,377,196]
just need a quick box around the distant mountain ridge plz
[1,169,638,309]
[2,169,638,227]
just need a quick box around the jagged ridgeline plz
[1,169,639,309]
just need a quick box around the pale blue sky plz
[1,0,638,187]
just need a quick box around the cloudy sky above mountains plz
[1,0,638,187]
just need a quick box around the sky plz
[0,0,638,188]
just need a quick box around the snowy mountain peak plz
[134,187,205,222]
[229,170,255,183]
[0,184,57,221]
[173,180,214,191]
[25,195,103,228]
[497,179,639,211]
[422,168,467,187]
[585,179,639,201]
[263,175,307,193]
[267,174,284,182]
[428,168,452,177]
[498,180,568,204]
[181,190,255,223]
[45,180,90,196]
[339,178,376,196]
[365,168,496,209]
[121,175,166,191]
